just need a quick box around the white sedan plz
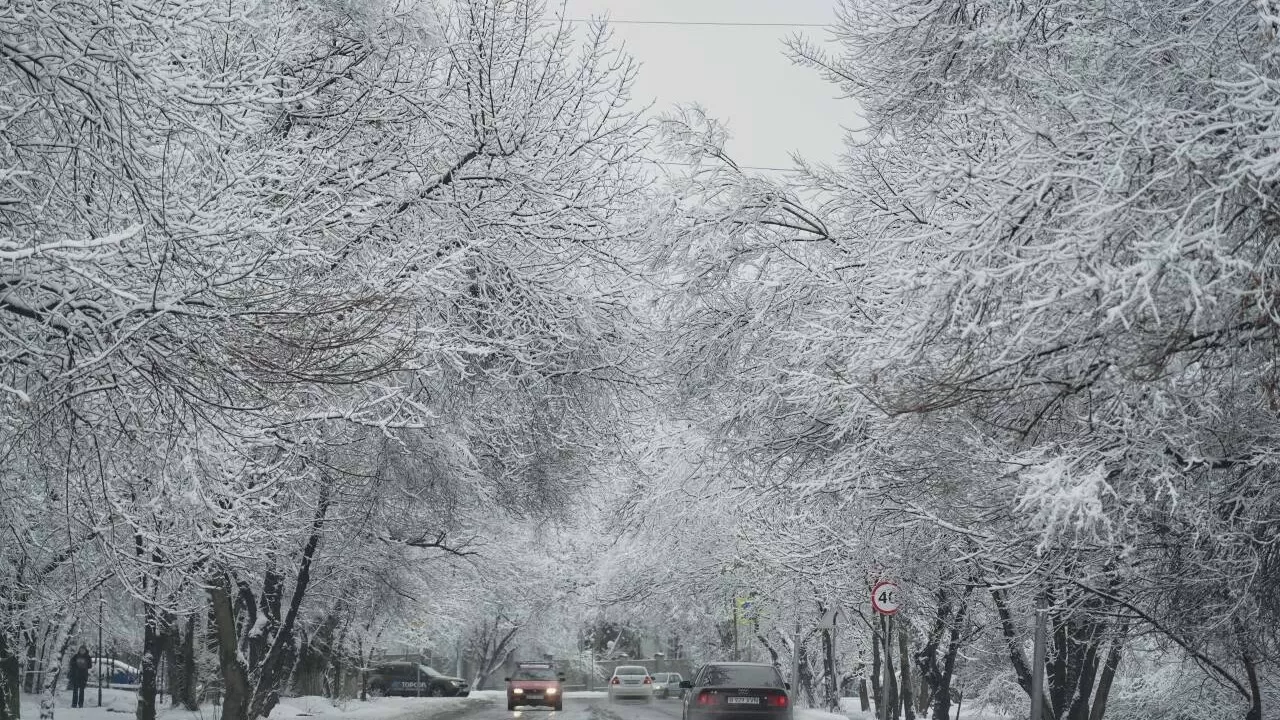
[608,665,654,702]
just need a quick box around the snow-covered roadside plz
[19,688,491,720]
[793,697,1011,720]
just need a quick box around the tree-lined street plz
[4,0,1279,719]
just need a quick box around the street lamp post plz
[97,595,104,706]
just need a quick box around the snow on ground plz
[20,688,491,720]
[794,697,1011,720]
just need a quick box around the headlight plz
[546,688,558,695]
[451,681,463,686]
[513,689,524,694]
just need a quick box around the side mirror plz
[504,677,511,682]
[784,682,791,690]
[679,680,693,689]
[558,676,566,682]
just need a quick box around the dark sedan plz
[367,662,470,697]
[680,663,791,720]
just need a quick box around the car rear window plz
[700,665,785,688]
[616,666,649,675]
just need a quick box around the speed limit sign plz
[871,581,901,615]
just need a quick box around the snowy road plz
[443,693,684,720]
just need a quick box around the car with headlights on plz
[506,661,564,711]
[608,665,653,702]
[679,663,791,720]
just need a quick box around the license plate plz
[727,697,759,705]
[527,694,544,699]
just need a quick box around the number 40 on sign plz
[871,580,901,615]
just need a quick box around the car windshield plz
[699,666,784,688]
[615,666,648,676]
[513,666,557,680]
[652,673,669,681]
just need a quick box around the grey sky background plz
[560,0,862,171]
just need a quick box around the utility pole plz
[732,600,740,662]
[97,595,104,707]
[791,620,801,700]
[1030,603,1048,720]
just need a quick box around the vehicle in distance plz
[680,663,791,720]
[608,665,653,702]
[506,661,565,711]
[652,672,685,699]
[366,661,470,697]
[90,658,138,686]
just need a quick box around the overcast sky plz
[560,0,862,171]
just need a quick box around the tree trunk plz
[136,605,165,720]
[1,631,20,720]
[173,615,198,711]
[859,678,870,712]
[1236,620,1263,720]
[819,628,837,712]
[247,490,330,720]
[43,620,78,720]
[209,576,251,720]
[898,623,913,720]
[882,616,897,720]
[165,615,181,708]
[1087,631,1124,720]
[469,621,519,691]
[871,625,882,712]
[930,605,966,720]
[22,628,39,695]
[991,589,1051,720]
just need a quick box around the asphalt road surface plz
[459,693,685,720]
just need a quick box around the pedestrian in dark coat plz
[68,646,92,708]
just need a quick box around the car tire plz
[554,702,563,711]
[430,686,445,698]
[368,684,387,698]
[507,703,516,711]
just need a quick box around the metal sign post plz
[879,616,893,720]
[871,581,901,720]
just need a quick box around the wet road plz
[459,692,685,720]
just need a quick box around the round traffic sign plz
[871,581,901,615]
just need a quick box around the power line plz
[564,18,828,28]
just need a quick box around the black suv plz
[367,662,470,697]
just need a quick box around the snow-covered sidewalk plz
[795,697,1010,720]
[19,688,491,720]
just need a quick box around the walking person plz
[69,646,92,708]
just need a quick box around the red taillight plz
[697,691,717,706]
[770,694,789,708]
[644,676,653,684]
[610,677,620,685]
